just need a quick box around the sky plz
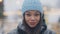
[4,0,59,11]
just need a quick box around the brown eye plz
[26,14,31,16]
[35,14,40,16]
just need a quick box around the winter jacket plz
[8,22,56,34]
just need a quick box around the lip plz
[30,22,35,23]
[30,22,36,25]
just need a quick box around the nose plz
[31,16,35,21]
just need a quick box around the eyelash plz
[26,14,40,16]
[35,14,40,16]
[26,14,31,16]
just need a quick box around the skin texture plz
[25,10,41,28]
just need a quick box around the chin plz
[29,25,36,28]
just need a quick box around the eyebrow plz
[25,10,40,14]
[35,11,39,13]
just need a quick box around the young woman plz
[8,0,56,34]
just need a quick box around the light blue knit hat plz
[22,0,43,14]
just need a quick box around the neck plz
[24,22,41,34]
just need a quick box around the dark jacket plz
[8,29,56,34]
[8,21,56,34]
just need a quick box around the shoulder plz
[7,28,27,34]
[44,29,56,34]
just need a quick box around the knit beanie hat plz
[22,0,43,14]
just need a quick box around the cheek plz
[25,16,31,26]
[36,16,40,21]
[25,16,29,22]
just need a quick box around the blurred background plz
[0,0,60,34]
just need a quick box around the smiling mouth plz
[30,22,36,25]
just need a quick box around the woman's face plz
[25,10,40,28]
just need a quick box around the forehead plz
[25,10,40,13]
